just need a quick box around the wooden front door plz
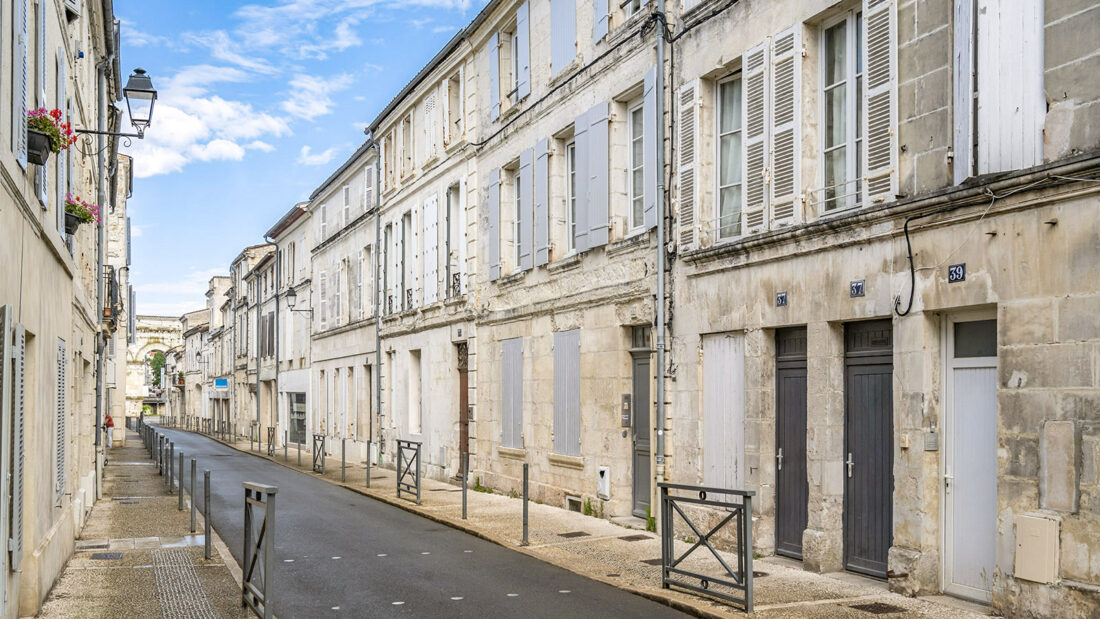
[457,343,470,468]
[775,327,808,560]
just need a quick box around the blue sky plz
[119,0,486,316]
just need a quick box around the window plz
[319,271,328,329]
[501,338,523,449]
[821,11,863,212]
[408,350,422,434]
[566,141,577,251]
[717,75,743,239]
[553,330,580,456]
[510,28,520,104]
[628,101,645,231]
[320,202,328,239]
[513,168,522,270]
[623,0,644,18]
[445,183,464,297]
[290,394,307,443]
[446,72,463,145]
[401,212,412,310]
[334,262,342,324]
[342,185,351,225]
[401,116,413,176]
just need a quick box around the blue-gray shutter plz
[518,148,533,270]
[643,65,658,230]
[55,338,66,502]
[550,0,576,75]
[594,0,609,43]
[126,217,132,266]
[488,168,501,281]
[489,33,500,121]
[14,0,28,169]
[587,102,610,248]
[56,47,67,236]
[515,2,531,100]
[0,306,11,569]
[533,138,550,266]
[501,338,523,449]
[573,110,589,252]
[36,0,47,207]
[11,322,26,569]
[552,329,580,456]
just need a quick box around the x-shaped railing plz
[397,439,422,504]
[242,482,277,619]
[312,434,326,473]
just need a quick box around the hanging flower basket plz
[26,108,76,166]
[64,194,100,235]
[27,129,51,165]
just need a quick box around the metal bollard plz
[462,452,468,520]
[365,440,371,489]
[250,427,255,452]
[341,439,346,482]
[168,442,175,489]
[204,470,212,560]
[284,430,288,461]
[522,463,529,546]
[190,459,197,533]
[178,451,185,510]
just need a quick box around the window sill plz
[443,294,468,307]
[500,100,523,122]
[497,270,527,288]
[497,445,526,460]
[547,252,582,274]
[548,57,582,88]
[423,153,440,168]
[444,138,468,156]
[548,453,584,470]
[607,229,651,257]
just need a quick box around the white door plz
[944,316,998,602]
[702,333,745,491]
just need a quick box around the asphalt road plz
[156,427,687,618]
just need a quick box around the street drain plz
[641,558,663,566]
[90,553,123,560]
[558,531,590,538]
[618,534,650,542]
[120,501,140,505]
[850,602,906,614]
[606,573,621,578]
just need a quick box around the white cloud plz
[190,139,246,162]
[246,140,276,152]
[433,25,458,34]
[130,224,144,238]
[297,145,338,166]
[281,73,353,120]
[135,267,227,317]
[410,18,433,29]
[184,31,278,74]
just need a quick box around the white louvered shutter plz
[741,41,769,235]
[488,168,501,281]
[11,323,26,568]
[573,110,590,252]
[423,195,439,303]
[489,33,501,121]
[0,306,11,562]
[677,81,698,248]
[365,166,375,211]
[55,339,66,502]
[518,148,533,270]
[594,0,609,42]
[769,26,802,227]
[14,0,29,168]
[423,93,437,158]
[643,65,658,230]
[458,178,468,293]
[953,0,975,184]
[56,48,68,235]
[515,2,531,100]
[862,0,898,204]
[36,0,47,206]
[533,139,550,266]
[587,101,610,248]
[551,0,576,75]
[319,272,328,329]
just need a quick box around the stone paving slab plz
[187,427,998,618]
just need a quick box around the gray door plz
[843,320,893,578]
[631,353,651,518]
[775,327,808,560]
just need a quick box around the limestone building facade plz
[124,314,182,422]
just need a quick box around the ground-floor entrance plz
[775,327,808,560]
[630,326,652,518]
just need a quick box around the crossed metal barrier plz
[312,434,326,474]
[396,439,421,504]
[266,427,275,457]
[242,482,277,619]
[658,482,755,612]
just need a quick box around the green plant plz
[142,405,152,414]
[582,498,593,516]
[65,194,100,224]
[149,352,167,386]
[508,488,519,499]
[472,476,493,494]
[645,506,656,532]
[598,499,605,519]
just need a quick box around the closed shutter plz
[518,147,533,270]
[550,0,576,75]
[552,329,580,456]
[515,2,531,100]
[36,0,47,206]
[769,26,802,227]
[594,0,609,43]
[356,249,363,318]
[488,168,501,281]
[334,263,342,323]
[573,110,590,252]
[364,166,375,211]
[423,195,438,303]
[587,101,610,248]
[57,48,68,235]
[319,272,327,329]
[501,338,523,449]
[126,218,132,266]
[677,81,698,247]
[702,333,746,491]
[741,41,769,234]
[14,0,29,168]
[458,178,468,293]
[643,65,658,230]
[953,0,975,184]
[0,307,11,570]
[862,0,898,204]
[55,339,66,503]
[533,138,550,266]
[489,33,501,121]
[11,323,26,569]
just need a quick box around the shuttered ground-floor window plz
[553,330,580,456]
[702,333,745,491]
[56,338,67,502]
[501,338,523,449]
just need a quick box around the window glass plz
[717,76,743,239]
[566,142,577,250]
[630,104,644,230]
[821,13,864,211]
[954,320,997,358]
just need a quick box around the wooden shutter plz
[678,81,699,247]
[741,41,769,234]
[862,0,898,204]
[587,101,610,248]
[319,272,328,329]
[36,0,47,206]
[423,195,439,303]
[550,0,576,75]
[126,218,132,266]
[552,330,581,456]
[643,65,658,230]
[702,333,746,491]
[14,0,29,168]
[501,338,523,449]
[11,323,26,568]
[55,339,66,502]
[423,92,436,158]
[57,48,69,233]
[489,33,500,121]
[518,148,533,270]
[769,26,802,227]
[573,110,590,252]
[515,2,531,100]
[488,168,501,281]
[594,0,609,42]
[0,306,11,572]
[533,138,550,266]
[364,166,375,211]
[953,0,975,184]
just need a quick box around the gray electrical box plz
[620,394,631,428]
[924,431,939,451]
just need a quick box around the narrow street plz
[158,426,687,618]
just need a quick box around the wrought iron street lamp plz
[285,287,312,315]
[76,68,158,139]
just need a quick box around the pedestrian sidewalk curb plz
[187,428,728,619]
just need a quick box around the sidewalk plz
[38,429,247,619]
[203,429,995,618]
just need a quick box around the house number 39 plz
[948,263,966,283]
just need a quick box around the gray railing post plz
[267,427,275,457]
[365,440,371,488]
[744,494,754,613]
[203,470,212,560]
[297,437,301,466]
[190,459,197,533]
[462,452,468,520]
[250,426,255,452]
[168,442,175,490]
[242,482,277,619]
[522,463,529,546]
[178,451,185,510]
[284,430,288,461]
[341,438,346,482]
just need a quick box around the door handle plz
[846,452,855,478]
[776,447,783,471]
[944,470,954,493]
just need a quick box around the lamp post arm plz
[75,128,144,139]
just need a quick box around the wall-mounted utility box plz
[597,466,610,500]
[1015,513,1060,584]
